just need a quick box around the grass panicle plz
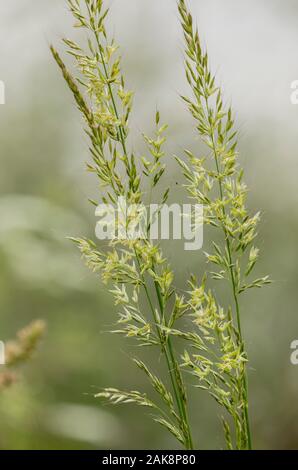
[175,0,271,450]
[51,0,193,450]
[51,0,270,450]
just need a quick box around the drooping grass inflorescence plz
[51,0,270,450]
[51,0,193,450]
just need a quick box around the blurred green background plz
[0,0,297,449]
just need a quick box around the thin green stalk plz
[231,288,252,450]
[135,252,193,450]
[207,107,252,450]
[153,275,194,450]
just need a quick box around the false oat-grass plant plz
[51,0,270,450]
[175,0,271,450]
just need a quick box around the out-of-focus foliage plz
[0,320,46,391]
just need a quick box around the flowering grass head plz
[51,0,271,450]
